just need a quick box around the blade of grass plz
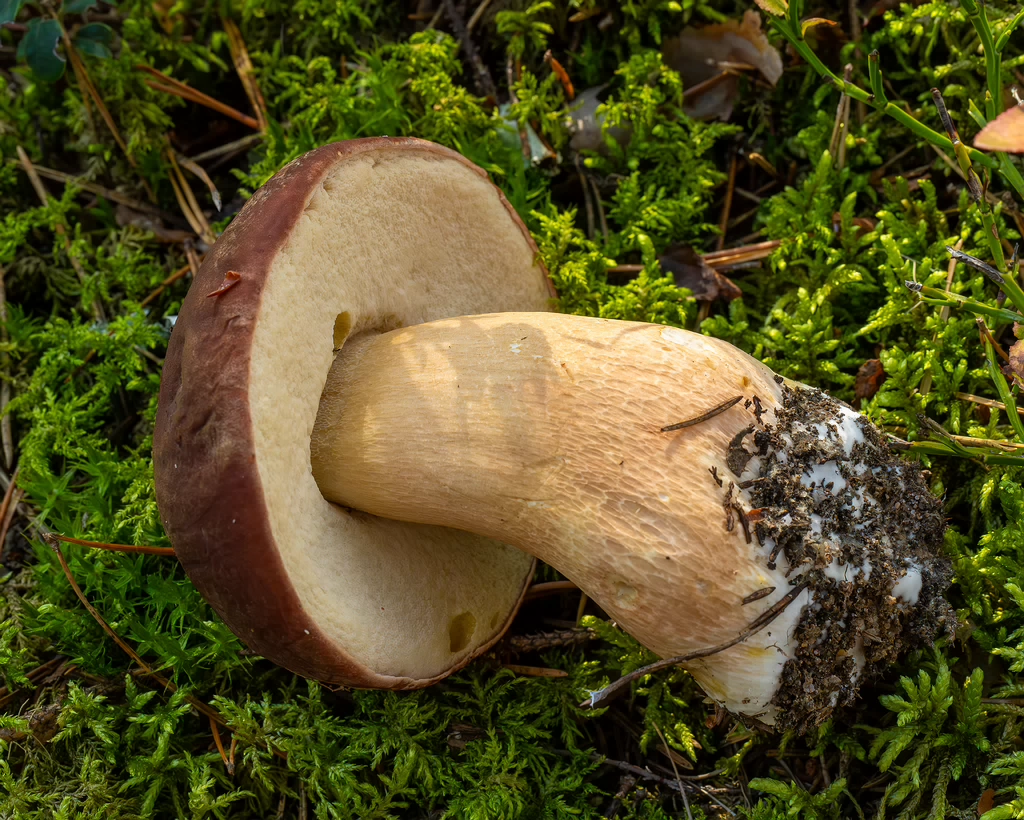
[222,17,268,133]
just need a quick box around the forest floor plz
[2,0,1024,818]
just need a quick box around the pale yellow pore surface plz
[312,313,810,721]
[248,151,552,680]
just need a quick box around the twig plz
[0,264,11,468]
[582,582,809,709]
[716,153,739,251]
[17,146,106,323]
[137,65,261,130]
[920,238,963,396]
[653,722,693,820]
[702,240,782,270]
[977,316,1010,364]
[222,17,268,133]
[59,19,156,203]
[167,150,216,245]
[558,750,725,789]
[507,57,531,162]
[949,434,1024,451]
[588,176,608,242]
[525,579,579,599]
[44,534,288,761]
[504,627,595,654]
[187,133,264,165]
[503,664,569,677]
[847,0,866,125]
[175,154,221,212]
[184,242,203,278]
[745,152,777,178]
[575,591,588,625]
[46,534,156,670]
[466,0,494,32]
[575,156,595,239]
[139,263,193,309]
[932,89,985,203]
[661,396,743,433]
[956,391,1024,417]
[4,158,183,225]
[979,322,1024,441]
[0,464,20,555]
[0,656,65,710]
[441,0,497,99]
[829,65,853,171]
[211,716,234,774]
[933,88,1009,286]
[48,532,175,557]
[683,70,740,101]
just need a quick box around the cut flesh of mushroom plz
[312,312,954,729]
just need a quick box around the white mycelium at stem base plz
[311,312,952,728]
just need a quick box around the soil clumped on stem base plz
[728,378,955,733]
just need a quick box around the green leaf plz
[63,0,102,13]
[73,21,113,58]
[17,18,66,83]
[76,21,112,43]
[0,0,25,25]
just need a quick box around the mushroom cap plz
[153,138,555,687]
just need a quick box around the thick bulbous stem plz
[311,312,955,731]
[311,312,802,722]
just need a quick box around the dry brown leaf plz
[659,244,743,302]
[975,105,1024,153]
[1009,339,1024,386]
[855,359,886,401]
[663,10,783,121]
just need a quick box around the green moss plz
[2,0,1024,816]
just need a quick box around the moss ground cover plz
[1,0,1024,816]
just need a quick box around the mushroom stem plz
[311,311,952,728]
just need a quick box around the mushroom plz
[154,138,953,731]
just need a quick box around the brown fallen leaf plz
[659,244,743,302]
[855,359,886,401]
[975,104,1024,153]
[977,788,995,816]
[1008,339,1024,386]
[663,10,783,121]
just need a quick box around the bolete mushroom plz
[154,137,953,731]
